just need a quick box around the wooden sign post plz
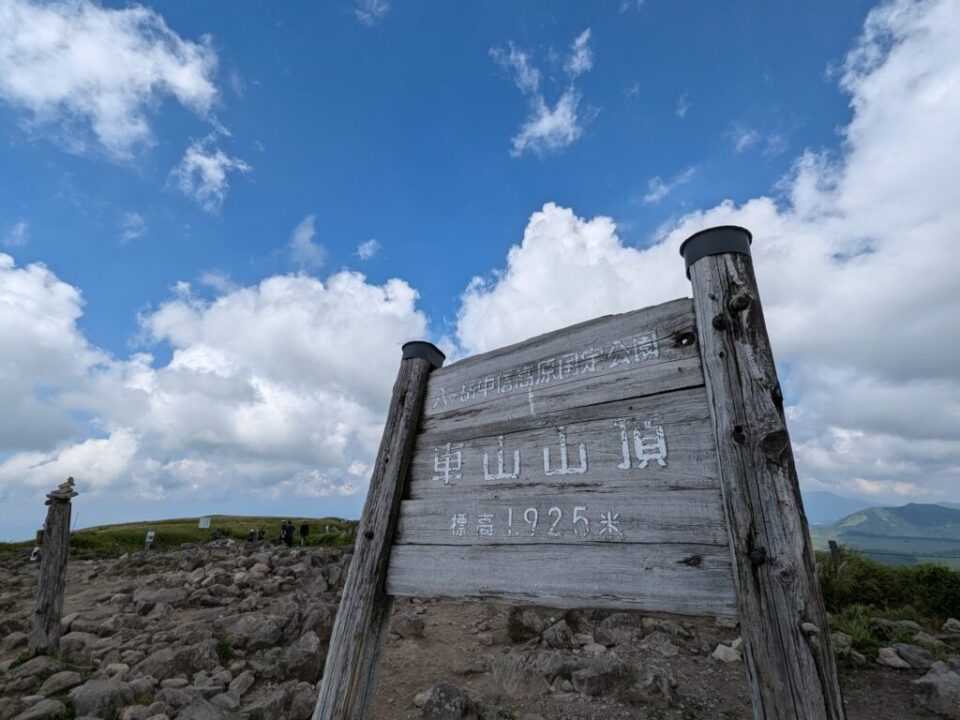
[30,477,78,656]
[312,227,845,720]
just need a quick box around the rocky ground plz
[0,542,957,720]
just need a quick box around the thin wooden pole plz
[30,477,78,656]
[681,227,846,720]
[312,341,444,720]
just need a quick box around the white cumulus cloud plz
[0,0,217,159]
[0,253,429,529]
[459,0,960,505]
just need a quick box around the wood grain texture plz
[421,299,702,437]
[387,544,737,620]
[396,486,728,546]
[408,386,718,498]
[30,499,72,656]
[690,252,846,719]
[312,353,437,720]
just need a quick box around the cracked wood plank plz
[386,543,737,620]
[690,250,846,719]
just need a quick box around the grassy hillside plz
[0,515,358,558]
[812,503,960,568]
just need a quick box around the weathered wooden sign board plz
[313,227,846,720]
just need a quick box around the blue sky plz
[1,0,958,539]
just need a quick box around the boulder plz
[177,700,232,720]
[133,588,188,615]
[914,663,960,719]
[490,652,550,698]
[69,678,134,719]
[422,683,478,720]
[283,631,324,683]
[38,670,83,696]
[506,607,556,643]
[11,699,65,720]
[893,643,934,670]
[0,697,23,720]
[542,620,575,650]
[132,640,219,681]
[877,647,911,669]
[216,613,285,650]
[943,618,960,635]
[571,658,636,697]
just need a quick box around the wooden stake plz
[312,341,444,720]
[30,477,78,656]
[682,227,846,720]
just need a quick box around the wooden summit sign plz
[313,227,846,720]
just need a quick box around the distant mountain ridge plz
[834,503,960,539]
[814,502,960,567]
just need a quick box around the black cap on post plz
[401,341,445,369]
[679,225,753,279]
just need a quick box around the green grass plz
[0,515,358,558]
[215,632,234,666]
[818,548,960,620]
[819,547,960,662]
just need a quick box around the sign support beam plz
[312,341,444,720]
[682,226,846,720]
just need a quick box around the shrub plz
[818,549,960,620]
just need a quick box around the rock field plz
[0,541,958,720]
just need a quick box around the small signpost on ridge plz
[312,227,846,720]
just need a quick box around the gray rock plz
[542,620,575,650]
[0,697,23,720]
[712,643,742,663]
[914,631,946,650]
[58,631,99,664]
[157,687,197,709]
[571,658,636,697]
[422,683,477,719]
[37,670,83,697]
[177,699,232,720]
[132,641,218,681]
[228,670,255,698]
[133,588,188,615]
[69,678,134,718]
[914,664,960,719]
[215,613,285,650]
[943,618,960,635]
[392,612,426,640]
[491,652,550,698]
[506,607,557,643]
[11,699,65,720]
[286,681,316,720]
[0,631,27,653]
[4,657,64,693]
[877,647,911,669]
[284,631,324,683]
[893,642,934,670]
